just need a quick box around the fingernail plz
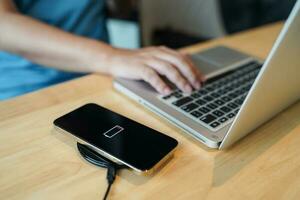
[163,87,171,95]
[194,81,201,90]
[184,84,192,93]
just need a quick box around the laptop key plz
[241,86,249,93]
[174,93,183,98]
[207,103,218,109]
[236,89,245,96]
[205,86,214,92]
[227,102,238,109]
[212,110,224,117]
[200,114,216,124]
[203,95,214,102]
[223,86,232,93]
[228,92,238,98]
[172,97,193,107]
[191,92,201,99]
[214,99,225,106]
[235,88,243,94]
[210,121,220,128]
[181,103,198,112]
[240,95,247,101]
[198,90,208,95]
[221,96,231,102]
[234,98,243,105]
[220,106,231,113]
[198,107,210,113]
[163,94,172,100]
[195,99,206,105]
[190,110,203,118]
[218,89,227,95]
[218,117,228,123]
[227,113,236,118]
[211,93,220,98]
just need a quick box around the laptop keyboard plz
[159,61,262,132]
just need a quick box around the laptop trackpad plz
[190,46,251,76]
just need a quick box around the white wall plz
[140,0,226,45]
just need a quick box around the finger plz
[154,46,202,89]
[162,47,203,85]
[181,53,206,83]
[140,66,171,95]
[147,58,192,93]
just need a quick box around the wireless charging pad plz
[77,142,126,169]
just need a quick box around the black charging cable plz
[77,143,127,200]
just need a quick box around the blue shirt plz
[0,0,108,100]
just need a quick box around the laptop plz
[113,1,300,149]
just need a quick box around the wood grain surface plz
[1,22,300,200]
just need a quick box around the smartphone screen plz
[54,103,178,172]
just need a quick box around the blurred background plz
[106,0,296,49]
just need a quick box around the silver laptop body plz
[113,1,300,149]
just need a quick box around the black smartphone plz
[53,103,178,174]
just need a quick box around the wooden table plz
[1,22,300,200]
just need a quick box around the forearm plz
[0,0,204,95]
[0,11,113,73]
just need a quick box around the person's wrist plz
[81,40,116,74]
[99,46,121,76]
[95,46,130,76]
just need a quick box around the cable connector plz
[107,164,117,184]
[77,143,127,200]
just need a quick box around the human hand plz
[106,46,204,95]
